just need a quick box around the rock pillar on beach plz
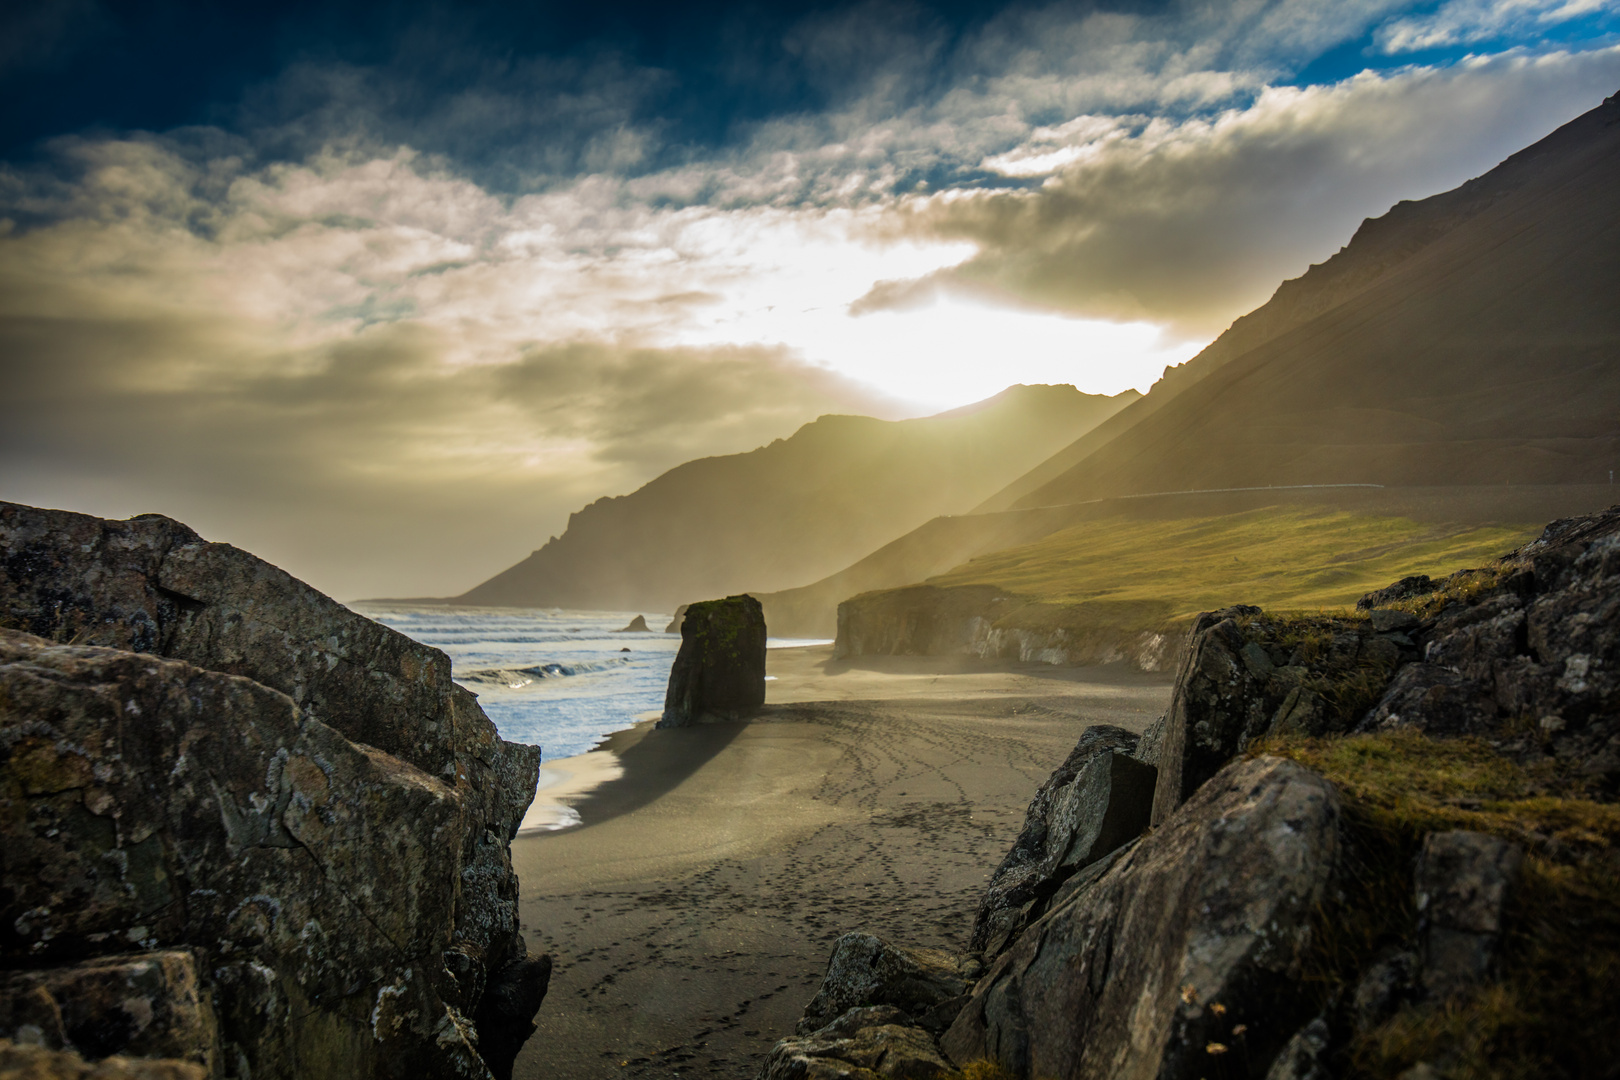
[659,594,767,727]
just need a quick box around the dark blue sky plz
[1,0,1057,166]
[16,0,1613,187]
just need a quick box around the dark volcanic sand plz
[510,646,1173,1080]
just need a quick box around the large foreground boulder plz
[0,503,548,1078]
[943,756,1342,1080]
[969,725,1155,959]
[659,594,767,727]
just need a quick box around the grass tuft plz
[1254,731,1620,1079]
[1255,732,1620,855]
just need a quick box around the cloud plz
[863,47,1620,334]
[1376,0,1619,53]
[5,0,1620,598]
[0,269,892,597]
[0,137,912,597]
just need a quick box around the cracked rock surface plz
[0,502,548,1079]
[1359,507,1620,792]
[943,756,1342,1080]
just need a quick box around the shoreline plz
[518,741,634,833]
[518,644,1174,834]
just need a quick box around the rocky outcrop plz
[760,1006,953,1080]
[944,756,1342,1080]
[776,504,1620,1079]
[0,503,548,1079]
[1149,605,1415,826]
[664,605,689,634]
[759,936,977,1080]
[834,586,1178,672]
[615,615,651,632]
[795,935,976,1037]
[1359,509,1620,792]
[969,726,1154,959]
[659,594,767,728]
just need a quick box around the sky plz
[2,0,1618,600]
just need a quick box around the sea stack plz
[658,594,767,728]
[615,614,651,632]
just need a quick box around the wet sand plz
[510,646,1173,1080]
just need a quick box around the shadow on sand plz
[558,719,747,829]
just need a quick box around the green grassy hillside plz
[922,505,1538,623]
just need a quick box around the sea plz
[354,603,829,761]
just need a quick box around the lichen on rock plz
[0,502,550,1079]
[944,756,1343,1080]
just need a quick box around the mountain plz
[997,90,1620,510]
[454,384,1136,611]
[759,91,1620,640]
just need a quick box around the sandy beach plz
[510,645,1173,1080]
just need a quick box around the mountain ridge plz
[975,89,1620,514]
[1003,89,1620,509]
[452,383,1137,611]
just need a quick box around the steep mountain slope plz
[979,91,1620,513]
[454,384,1135,611]
[765,92,1620,642]
[1003,91,1620,509]
[756,502,1099,636]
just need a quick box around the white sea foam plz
[356,603,830,762]
[354,603,681,759]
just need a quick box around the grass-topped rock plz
[783,502,1620,1080]
[1140,504,1620,1077]
[833,506,1539,673]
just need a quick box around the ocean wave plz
[453,658,632,690]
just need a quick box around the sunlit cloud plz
[3,0,1620,596]
[871,47,1620,335]
[1377,0,1619,53]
